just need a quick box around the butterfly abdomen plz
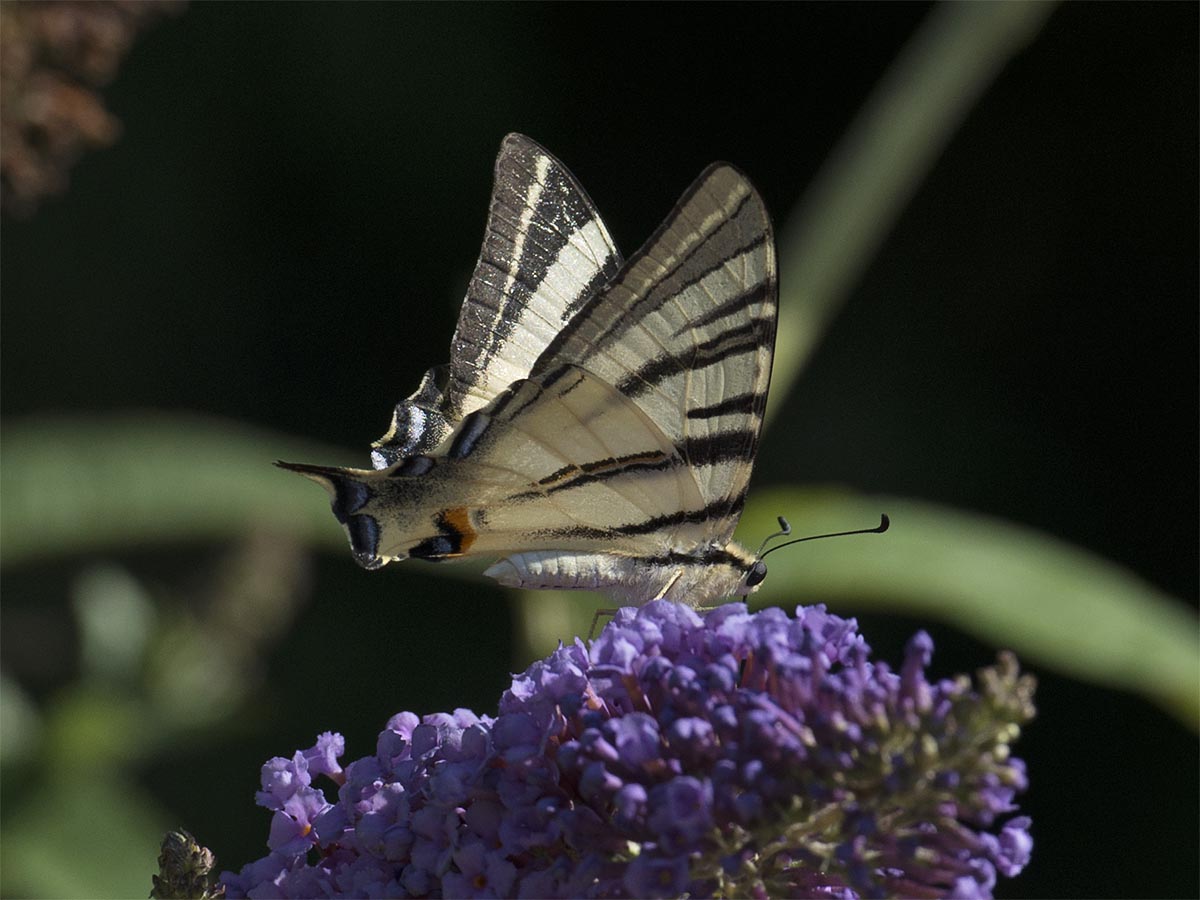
[484,543,763,608]
[484,551,616,591]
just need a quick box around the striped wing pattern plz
[372,134,622,467]
[286,364,709,567]
[283,137,778,607]
[532,164,777,545]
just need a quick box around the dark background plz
[2,4,1196,897]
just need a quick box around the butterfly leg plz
[658,569,684,599]
[587,608,619,642]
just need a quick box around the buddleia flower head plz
[216,600,1034,898]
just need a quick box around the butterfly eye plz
[745,560,768,588]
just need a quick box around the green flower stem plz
[768,1,1057,422]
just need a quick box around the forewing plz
[532,164,777,536]
[372,134,623,466]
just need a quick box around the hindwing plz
[371,134,622,467]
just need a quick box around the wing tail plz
[276,460,389,569]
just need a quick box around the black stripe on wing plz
[685,392,763,420]
[505,427,757,502]
[532,171,757,369]
[616,315,771,397]
[512,451,678,500]
[536,449,674,485]
[673,270,770,336]
[441,367,560,461]
[530,491,749,541]
[679,430,760,466]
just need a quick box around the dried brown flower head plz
[0,0,183,216]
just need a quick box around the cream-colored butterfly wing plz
[531,164,777,544]
[282,143,778,607]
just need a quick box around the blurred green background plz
[1,3,1196,898]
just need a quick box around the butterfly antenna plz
[759,513,890,559]
[755,515,793,557]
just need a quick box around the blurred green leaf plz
[0,675,40,766]
[72,564,155,682]
[738,489,1199,728]
[0,771,167,899]
[0,412,353,566]
[42,685,151,769]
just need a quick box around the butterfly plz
[280,134,778,607]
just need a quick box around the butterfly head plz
[728,548,770,597]
[745,558,769,590]
[661,542,768,607]
[734,514,891,602]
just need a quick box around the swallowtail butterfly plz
[280,134,778,607]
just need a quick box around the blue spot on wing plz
[448,410,491,459]
[347,514,383,569]
[329,477,373,523]
[389,455,436,477]
[409,534,458,560]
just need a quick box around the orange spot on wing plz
[443,506,477,555]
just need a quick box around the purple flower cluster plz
[219,601,1034,898]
